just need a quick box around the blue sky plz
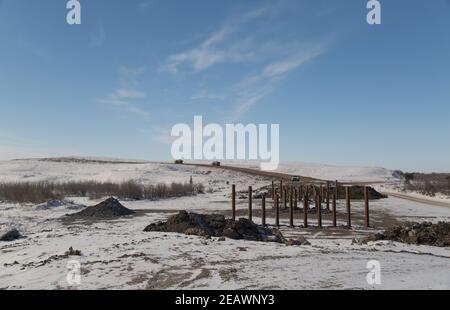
[0,0,449,172]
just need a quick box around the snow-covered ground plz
[0,158,449,290]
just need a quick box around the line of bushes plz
[400,172,450,197]
[0,180,205,204]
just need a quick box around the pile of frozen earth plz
[67,197,135,218]
[361,222,450,247]
[144,211,288,244]
[0,228,23,242]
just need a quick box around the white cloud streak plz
[160,8,267,73]
[98,66,150,121]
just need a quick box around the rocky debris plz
[0,228,23,242]
[36,199,85,211]
[65,247,82,256]
[144,211,286,243]
[285,236,311,246]
[68,197,135,218]
[367,222,450,247]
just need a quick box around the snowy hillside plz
[0,157,395,184]
[191,160,396,182]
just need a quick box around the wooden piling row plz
[229,182,371,230]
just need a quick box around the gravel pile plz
[144,211,285,243]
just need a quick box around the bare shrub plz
[0,180,203,204]
[403,172,450,196]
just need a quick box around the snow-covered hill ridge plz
[0,157,396,184]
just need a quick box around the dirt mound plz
[68,197,135,218]
[144,211,285,243]
[368,222,450,247]
[0,228,23,242]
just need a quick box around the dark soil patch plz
[366,222,450,247]
[143,211,285,243]
[67,197,135,219]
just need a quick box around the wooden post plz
[326,181,330,211]
[262,194,266,227]
[284,188,288,209]
[332,192,337,227]
[290,187,294,209]
[232,184,236,221]
[317,194,322,228]
[294,188,298,209]
[345,186,351,227]
[275,194,280,227]
[289,188,294,227]
[248,186,253,221]
[320,185,324,203]
[334,180,339,200]
[271,180,275,200]
[303,192,308,228]
[280,180,283,204]
[364,186,370,228]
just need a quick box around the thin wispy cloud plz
[139,0,154,11]
[110,89,146,100]
[98,66,150,122]
[151,127,176,145]
[263,48,324,78]
[90,23,106,48]
[160,7,268,73]
[159,3,330,120]
[230,44,327,120]
[0,132,76,160]
[191,89,225,101]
